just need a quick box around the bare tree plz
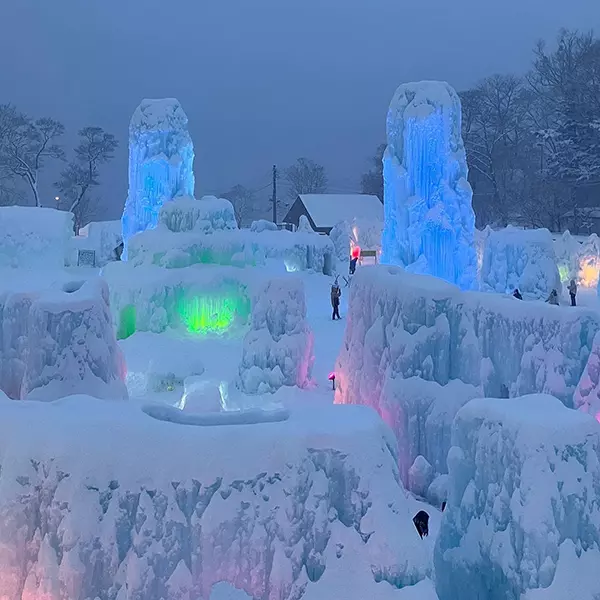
[285,158,327,201]
[360,144,385,201]
[56,126,118,232]
[0,104,64,207]
[222,184,256,227]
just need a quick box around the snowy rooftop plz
[298,194,383,229]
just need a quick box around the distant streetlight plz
[54,196,60,209]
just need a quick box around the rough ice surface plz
[329,218,383,265]
[0,277,127,401]
[0,206,73,269]
[481,226,561,299]
[574,330,600,423]
[102,262,255,338]
[238,278,314,394]
[435,394,600,600]
[121,98,195,259]
[408,455,434,498]
[210,582,253,600]
[159,195,238,233]
[553,231,600,289]
[0,398,434,600]
[381,81,477,290]
[335,266,600,490]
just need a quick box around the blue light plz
[381,82,477,290]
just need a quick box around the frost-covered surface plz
[121,98,195,259]
[0,206,73,269]
[210,582,253,600]
[69,219,123,267]
[239,278,314,394]
[102,262,256,338]
[335,266,600,490]
[435,394,600,600]
[298,194,383,230]
[0,398,434,600]
[0,277,127,400]
[574,330,600,423]
[127,225,335,274]
[381,81,477,290]
[481,226,561,298]
[159,195,238,233]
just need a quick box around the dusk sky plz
[1,0,599,219]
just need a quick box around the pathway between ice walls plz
[381,81,477,291]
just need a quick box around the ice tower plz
[121,98,195,259]
[381,81,477,290]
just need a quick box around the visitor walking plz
[513,288,523,300]
[546,289,559,305]
[349,256,358,275]
[568,279,577,306]
[331,280,341,320]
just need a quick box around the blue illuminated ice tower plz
[121,99,195,260]
[381,81,477,290]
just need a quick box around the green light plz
[558,264,570,283]
[118,304,137,339]
[175,287,251,335]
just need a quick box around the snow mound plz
[0,277,127,400]
[481,226,561,298]
[0,398,433,599]
[0,206,73,269]
[335,266,600,490]
[574,330,600,422]
[435,394,600,600]
[69,219,122,267]
[238,278,314,394]
[210,582,253,600]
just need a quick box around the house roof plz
[298,194,383,229]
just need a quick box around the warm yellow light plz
[579,258,600,288]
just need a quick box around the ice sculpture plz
[381,81,477,290]
[238,278,314,394]
[435,394,600,600]
[121,98,195,259]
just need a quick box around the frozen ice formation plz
[0,206,73,269]
[329,218,383,264]
[210,582,252,600]
[69,219,123,267]
[0,398,433,599]
[574,330,600,422]
[0,277,127,401]
[238,278,314,394]
[435,394,600,600]
[481,226,561,298]
[121,98,195,259]
[335,266,600,491]
[124,195,335,274]
[381,81,477,290]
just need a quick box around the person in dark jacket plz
[413,510,430,539]
[546,289,559,305]
[331,280,341,320]
[349,256,358,275]
[568,279,577,306]
[513,288,523,300]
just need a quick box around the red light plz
[351,246,361,259]
[328,372,336,381]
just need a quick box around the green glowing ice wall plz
[175,284,251,335]
[118,304,137,339]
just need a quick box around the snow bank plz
[435,394,600,600]
[0,398,433,599]
[69,219,122,267]
[574,330,600,422]
[481,226,561,298]
[335,266,600,488]
[0,277,127,400]
[0,206,73,269]
[238,278,314,394]
[102,262,256,338]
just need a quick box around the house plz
[282,194,383,235]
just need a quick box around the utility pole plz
[272,164,277,224]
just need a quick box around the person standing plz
[331,281,341,320]
[568,279,577,306]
